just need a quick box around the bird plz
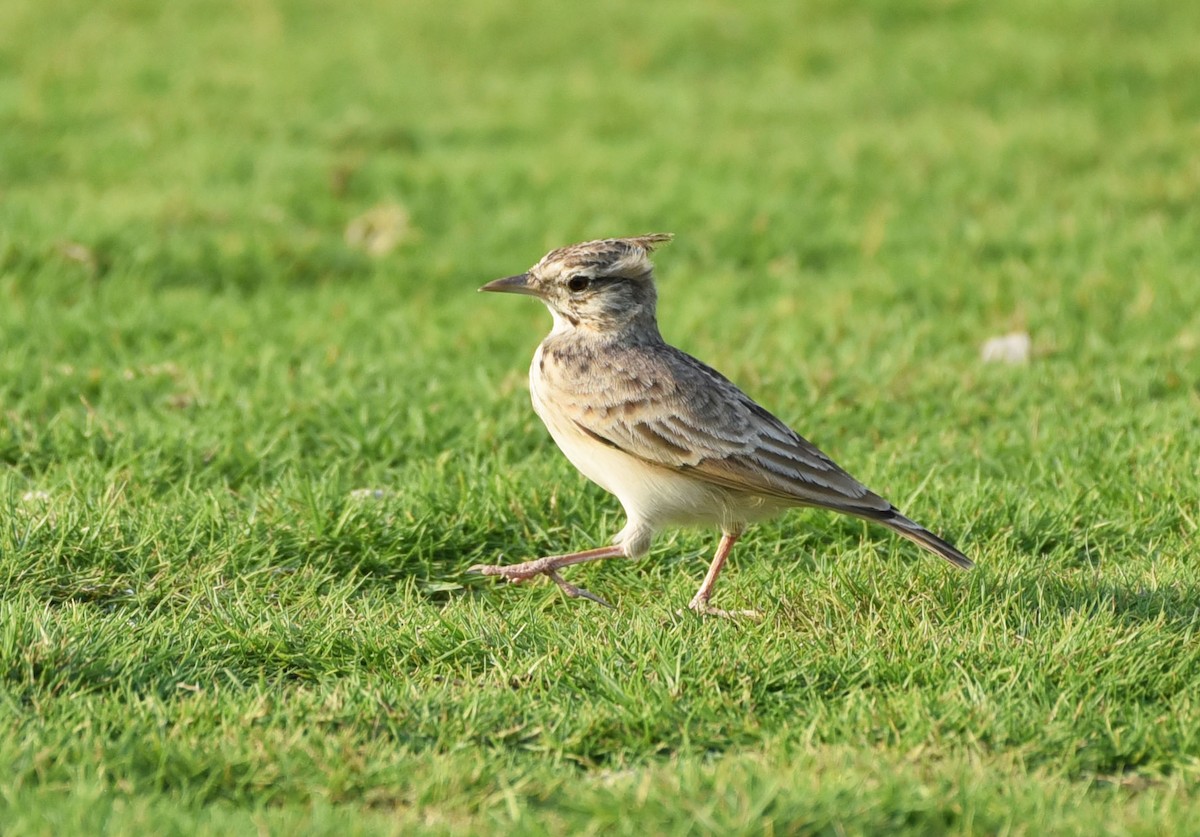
[470,234,973,617]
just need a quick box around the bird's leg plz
[687,528,761,620]
[468,545,624,607]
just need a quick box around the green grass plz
[2,0,1199,833]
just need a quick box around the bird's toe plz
[685,601,763,621]
[547,571,614,608]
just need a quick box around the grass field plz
[3,0,1199,833]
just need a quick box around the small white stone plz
[981,332,1032,364]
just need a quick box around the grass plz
[2,0,1199,832]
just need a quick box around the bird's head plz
[481,234,672,334]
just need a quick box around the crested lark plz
[471,234,973,617]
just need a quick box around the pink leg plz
[687,529,761,620]
[468,544,625,607]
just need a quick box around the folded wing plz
[565,345,892,516]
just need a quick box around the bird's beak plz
[479,273,539,297]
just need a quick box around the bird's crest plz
[538,233,673,279]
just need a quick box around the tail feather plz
[871,509,975,570]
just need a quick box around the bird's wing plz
[558,343,892,516]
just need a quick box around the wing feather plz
[550,340,890,515]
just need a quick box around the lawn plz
[2,0,1199,833]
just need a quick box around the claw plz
[547,571,614,609]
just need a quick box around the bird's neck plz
[549,310,664,346]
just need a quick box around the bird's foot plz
[684,598,762,621]
[467,558,549,584]
[467,557,614,608]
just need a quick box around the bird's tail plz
[871,509,975,570]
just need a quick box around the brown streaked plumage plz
[471,234,973,617]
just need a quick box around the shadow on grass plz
[785,507,1199,628]
[983,571,1200,632]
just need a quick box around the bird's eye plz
[567,274,590,292]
